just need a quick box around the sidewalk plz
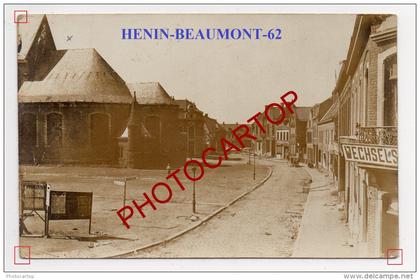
[292,166,358,257]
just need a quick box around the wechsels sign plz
[341,144,398,168]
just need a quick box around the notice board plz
[49,191,93,220]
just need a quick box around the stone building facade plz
[204,115,226,154]
[126,83,186,169]
[306,104,319,167]
[289,106,310,162]
[275,124,289,159]
[336,15,398,257]
[175,99,206,159]
[19,48,132,165]
[18,15,225,170]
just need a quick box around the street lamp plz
[186,103,194,161]
[253,150,256,180]
[192,166,197,213]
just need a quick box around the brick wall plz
[367,185,378,256]
[19,102,130,165]
[128,103,186,169]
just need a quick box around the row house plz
[222,123,252,150]
[250,110,276,157]
[275,124,289,159]
[318,97,339,184]
[250,104,293,158]
[306,104,320,167]
[336,15,398,257]
[315,97,334,169]
[306,98,333,167]
[204,115,227,154]
[289,106,310,162]
[175,99,207,159]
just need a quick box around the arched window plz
[20,113,37,146]
[46,113,62,147]
[145,116,160,139]
[90,113,110,146]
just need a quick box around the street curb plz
[291,166,312,256]
[291,166,324,257]
[111,166,274,258]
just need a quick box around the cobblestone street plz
[125,158,310,258]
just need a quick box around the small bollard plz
[166,162,171,175]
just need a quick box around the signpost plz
[114,176,137,220]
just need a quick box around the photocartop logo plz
[116,90,298,229]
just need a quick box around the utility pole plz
[192,166,197,213]
[253,152,256,180]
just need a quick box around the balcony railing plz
[357,126,398,146]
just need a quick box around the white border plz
[2,3,416,273]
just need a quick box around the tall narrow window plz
[20,113,37,146]
[46,113,62,147]
[384,54,397,126]
[363,69,369,126]
[90,113,110,146]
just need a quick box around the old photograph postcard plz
[3,2,417,277]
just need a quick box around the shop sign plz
[341,144,397,168]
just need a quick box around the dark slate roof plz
[295,107,311,121]
[127,82,175,105]
[19,48,132,103]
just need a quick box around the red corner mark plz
[14,10,28,24]
[14,246,31,265]
[386,248,403,265]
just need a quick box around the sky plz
[46,14,355,123]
